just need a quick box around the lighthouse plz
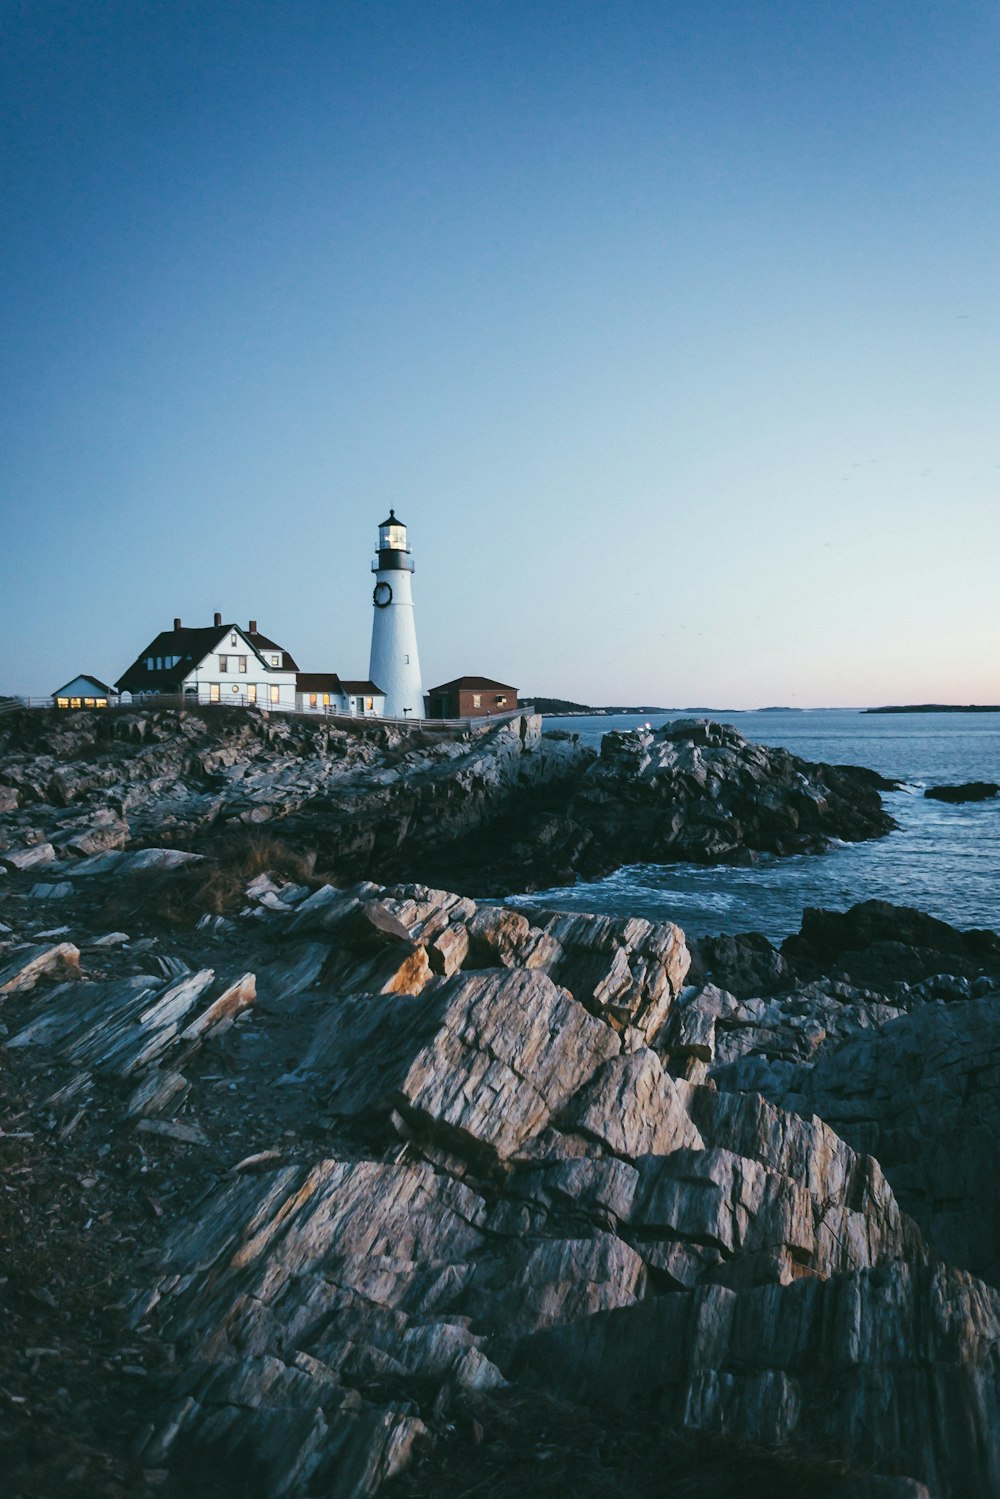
[368,510,425,718]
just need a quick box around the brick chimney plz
[173,617,181,630]
[214,612,222,627]
[248,620,257,633]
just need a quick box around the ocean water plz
[507,709,1000,942]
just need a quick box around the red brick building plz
[427,676,518,719]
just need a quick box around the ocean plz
[507,709,1000,942]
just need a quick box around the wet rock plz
[781,899,1000,990]
[925,780,998,802]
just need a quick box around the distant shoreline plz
[862,704,1000,715]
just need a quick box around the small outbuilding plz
[427,676,518,719]
[53,675,117,709]
[338,680,386,717]
[295,672,344,713]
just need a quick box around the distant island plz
[863,704,1000,715]
[529,698,753,717]
[530,697,675,716]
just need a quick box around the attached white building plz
[295,673,386,717]
[116,615,298,708]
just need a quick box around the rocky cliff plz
[1,707,995,1499]
[0,707,895,895]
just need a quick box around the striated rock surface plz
[517,1261,1000,1499]
[0,707,899,895]
[3,712,999,1498]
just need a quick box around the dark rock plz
[924,781,999,802]
[782,899,1000,989]
[688,929,792,997]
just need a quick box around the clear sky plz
[2,0,998,707]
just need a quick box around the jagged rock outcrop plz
[717,995,1000,1293]
[0,707,589,885]
[570,717,897,866]
[3,713,998,1497]
[0,708,900,896]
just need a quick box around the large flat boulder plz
[296,968,621,1161]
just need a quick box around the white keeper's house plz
[116,615,387,716]
[116,615,300,709]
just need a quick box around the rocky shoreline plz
[0,707,898,898]
[1,707,998,1498]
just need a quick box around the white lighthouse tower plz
[368,509,425,719]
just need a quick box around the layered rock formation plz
[0,707,896,895]
[3,839,999,1496]
[2,708,996,1498]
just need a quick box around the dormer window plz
[271,654,280,666]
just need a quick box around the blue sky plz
[2,0,998,706]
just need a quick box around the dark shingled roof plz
[116,623,298,693]
[338,680,384,695]
[428,676,518,694]
[296,673,343,692]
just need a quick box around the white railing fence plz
[0,695,534,734]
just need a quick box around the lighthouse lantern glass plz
[380,521,407,551]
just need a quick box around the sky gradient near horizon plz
[2,1,999,707]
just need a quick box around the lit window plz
[270,685,279,703]
[238,656,247,673]
[70,697,82,708]
[310,692,318,708]
[96,698,108,708]
[219,656,228,672]
[322,692,330,707]
[472,694,481,708]
[271,654,280,666]
[248,684,257,704]
[210,684,220,702]
[84,697,95,707]
[57,697,69,708]
[496,695,507,705]
[365,696,374,712]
